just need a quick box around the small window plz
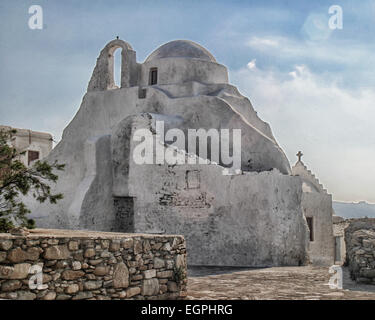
[28,150,39,165]
[306,217,314,242]
[149,68,158,85]
[138,87,147,99]
[186,170,200,189]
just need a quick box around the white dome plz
[145,40,217,62]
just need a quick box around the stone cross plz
[297,151,303,162]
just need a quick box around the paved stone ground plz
[187,266,375,300]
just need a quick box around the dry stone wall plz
[345,218,375,284]
[0,229,187,300]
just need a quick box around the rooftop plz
[145,40,217,63]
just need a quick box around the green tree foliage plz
[0,129,65,232]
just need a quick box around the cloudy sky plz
[0,0,374,203]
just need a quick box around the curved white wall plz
[140,58,228,86]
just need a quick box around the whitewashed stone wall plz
[301,192,334,266]
[27,39,309,268]
[333,216,348,265]
[292,160,334,266]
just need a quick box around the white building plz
[28,39,312,267]
[292,152,335,266]
[0,125,53,166]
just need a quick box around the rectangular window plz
[138,87,147,99]
[306,217,314,242]
[28,150,39,165]
[113,197,134,233]
[149,68,158,85]
[186,170,200,189]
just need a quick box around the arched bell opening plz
[107,45,123,90]
[87,39,138,92]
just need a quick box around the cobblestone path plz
[187,266,375,300]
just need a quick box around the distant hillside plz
[333,201,375,219]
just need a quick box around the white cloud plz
[246,37,279,48]
[247,59,256,70]
[230,64,375,203]
[245,35,375,68]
